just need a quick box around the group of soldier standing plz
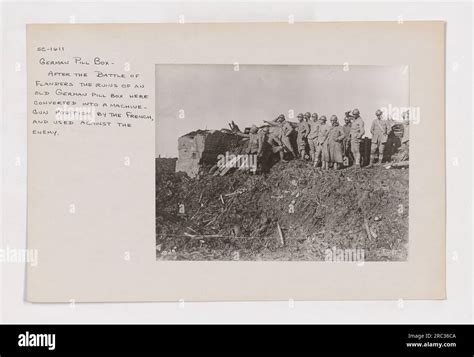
[239,108,409,170]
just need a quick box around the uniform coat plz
[307,120,320,156]
[280,121,295,155]
[297,121,310,150]
[342,123,352,157]
[350,117,365,143]
[350,117,365,165]
[370,119,388,145]
[267,125,282,148]
[246,132,265,155]
[327,124,345,163]
[370,118,388,159]
[315,123,330,163]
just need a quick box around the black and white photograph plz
[155,64,411,261]
[5,0,472,340]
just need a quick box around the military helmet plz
[311,112,318,119]
[330,115,338,122]
[375,109,383,116]
[304,112,311,118]
[297,113,304,119]
[250,125,258,134]
[352,108,360,116]
[320,115,327,122]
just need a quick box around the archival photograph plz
[155,64,411,262]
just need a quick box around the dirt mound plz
[156,161,408,261]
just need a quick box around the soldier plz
[342,113,353,166]
[304,112,311,122]
[297,113,310,160]
[350,108,365,168]
[263,116,284,162]
[244,125,264,156]
[327,115,346,170]
[238,125,273,172]
[264,114,296,161]
[280,115,297,159]
[257,126,273,172]
[307,112,319,164]
[265,121,283,161]
[368,109,388,166]
[314,115,330,169]
[266,116,283,144]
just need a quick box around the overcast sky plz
[156,64,409,158]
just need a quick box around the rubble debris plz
[156,159,408,261]
[385,161,409,169]
[276,222,285,247]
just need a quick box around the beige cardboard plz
[27,22,445,302]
